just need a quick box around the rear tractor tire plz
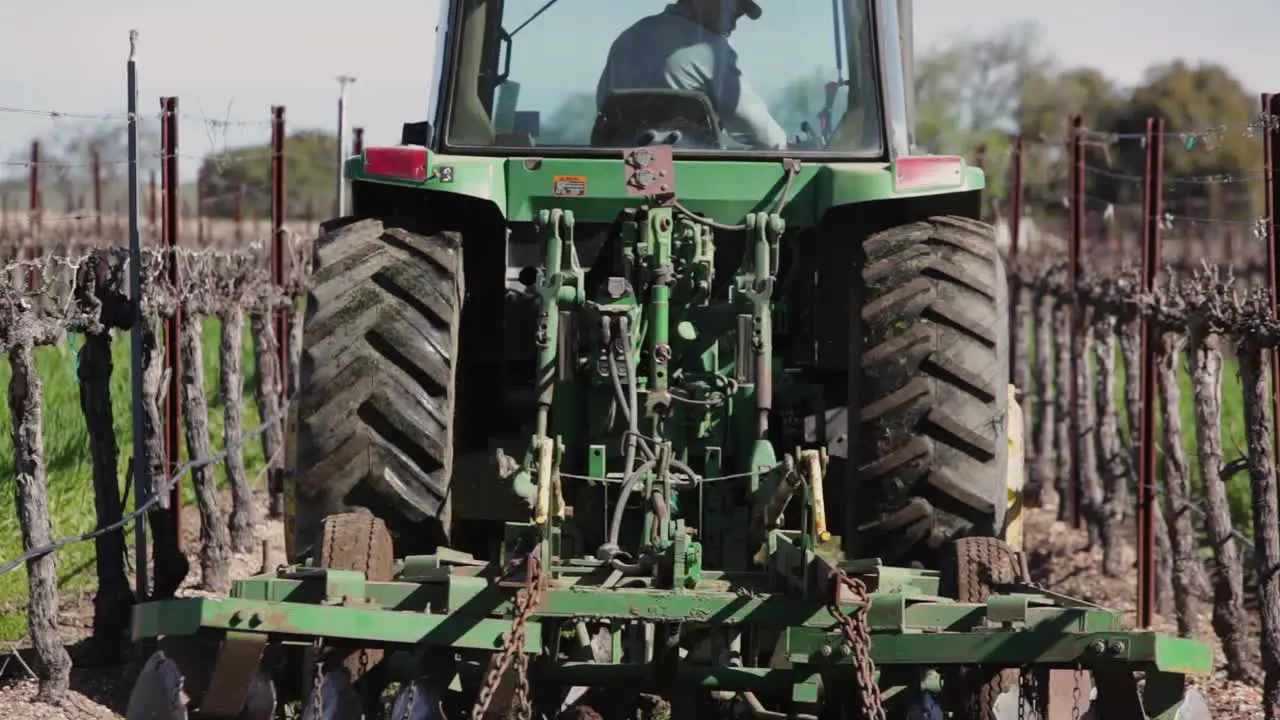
[292,218,464,561]
[846,215,1010,568]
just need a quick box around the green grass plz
[1168,355,1255,534]
[0,318,269,642]
[1024,320,1256,538]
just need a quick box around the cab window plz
[445,0,884,155]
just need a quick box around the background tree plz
[198,129,337,219]
[912,20,1053,215]
[0,119,161,216]
[1106,61,1262,217]
[1017,67,1128,215]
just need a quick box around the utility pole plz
[335,75,356,217]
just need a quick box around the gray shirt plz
[595,4,788,149]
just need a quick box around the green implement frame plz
[131,523,1211,719]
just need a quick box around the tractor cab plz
[424,0,916,158]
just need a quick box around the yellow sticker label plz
[553,175,588,197]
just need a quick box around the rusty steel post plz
[269,107,290,521]
[1136,116,1166,629]
[161,96,184,547]
[352,126,364,156]
[28,141,40,236]
[1066,116,1084,529]
[195,170,204,246]
[25,141,41,292]
[1265,94,1280,462]
[270,106,289,399]
[91,148,103,237]
[1008,136,1024,385]
[149,169,157,234]
[973,143,989,220]
[234,184,244,243]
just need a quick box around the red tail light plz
[364,146,429,181]
[893,155,964,191]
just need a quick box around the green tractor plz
[126,0,1213,718]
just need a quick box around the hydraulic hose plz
[598,315,702,568]
[619,315,641,486]
[603,454,702,558]
[603,317,632,428]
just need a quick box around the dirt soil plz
[0,496,1267,718]
[0,486,286,719]
[1023,504,1265,720]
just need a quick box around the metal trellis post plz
[126,29,150,602]
[1066,115,1084,529]
[270,106,289,399]
[1263,93,1280,463]
[161,96,184,547]
[1136,116,1165,630]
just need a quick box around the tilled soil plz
[1023,503,1264,719]
[0,496,1267,718]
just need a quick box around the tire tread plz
[294,219,462,556]
[848,215,1009,566]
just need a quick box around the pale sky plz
[0,0,1275,181]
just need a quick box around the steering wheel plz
[789,80,844,150]
[790,121,827,150]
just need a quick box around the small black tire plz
[315,513,395,685]
[846,215,1009,567]
[941,537,1022,720]
[292,218,463,559]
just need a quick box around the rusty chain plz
[401,680,418,720]
[1017,666,1043,720]
[471,548,543,720]
[1017,671,1026,720]
[1071,667,1084,720]
[308,645,324,719]
[828,571,886,720]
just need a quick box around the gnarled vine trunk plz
[1238,345,1280,719]
[1188,325,1257,681]
[1155,330,1201,638]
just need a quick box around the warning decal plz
[553,175,588,197]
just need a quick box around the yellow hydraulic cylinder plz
[534,436,554,526]
[802,449,832,543]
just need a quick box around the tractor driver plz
[595,0,789,150]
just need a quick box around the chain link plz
[827,571,886,720]
[1017,667,1043,720]
[308,647,325,720]
[400,680,418,720]
[1017,670,1027,720]
[1071,667,1084,720]
[471,548,543,720]
[358,648,371,679]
